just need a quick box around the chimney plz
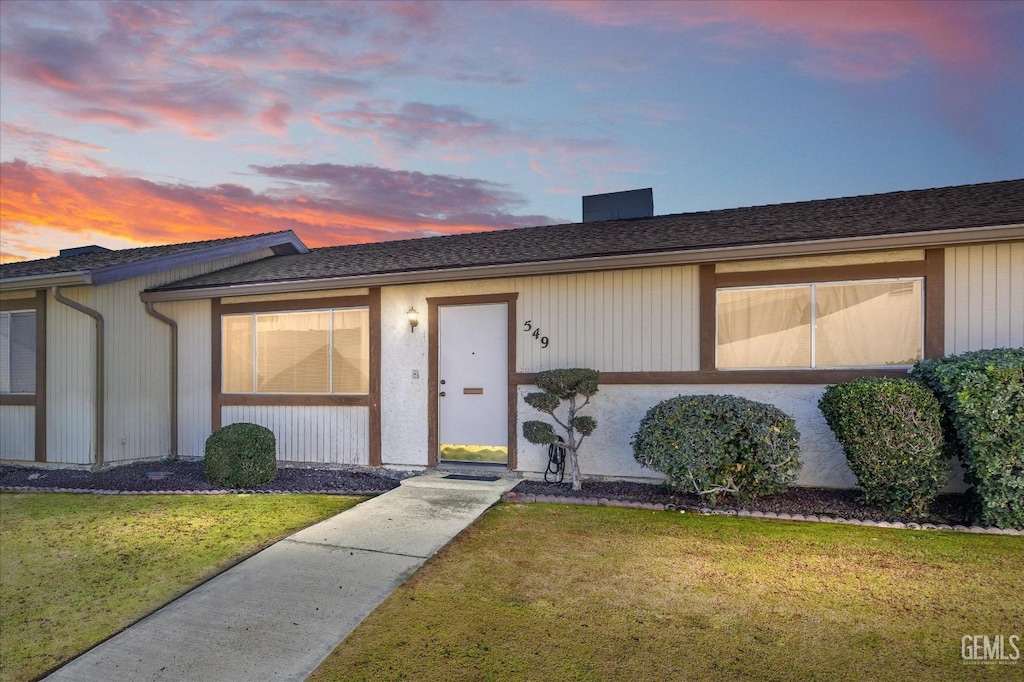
[582,188,653,223]
[59,245,111,258]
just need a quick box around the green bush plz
[818,378,947,517]
[204,422,277,488]
[631,394,801,503]
[911,348,1024,528]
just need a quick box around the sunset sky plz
[1,0,1022,263]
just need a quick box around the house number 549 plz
[523,320,549,349]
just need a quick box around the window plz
[716,278,923,369]
[222,307,369,394]
[0,310,36,394]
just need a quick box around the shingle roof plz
[154,179,1024,292]
[0,231,306,285]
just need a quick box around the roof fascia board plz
[140,223,1024,303]
[90,232,308,286]
[0,271,92,291]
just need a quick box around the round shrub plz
[204,422,277,488]
[818,378,946,517]
[631,394,801,503]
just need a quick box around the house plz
[2,179,1022,490]
[0,233,307,466]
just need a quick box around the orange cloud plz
[0,160,557,263]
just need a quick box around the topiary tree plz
[522,368,599,491]
[818,377,947,517]
[204,422,277,488]
[632,394,801,504]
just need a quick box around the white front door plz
[438,303,508,464]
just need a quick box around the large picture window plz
[0,310,36,394]
[717,278,923,369]
[222,307,369,394]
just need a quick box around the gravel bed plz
[0,461,402,495]
[512,479,977,526]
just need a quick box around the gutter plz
[51,287,105,468]
[0,271,92,291]
[144,302,178,460]
[139,223,1024,303]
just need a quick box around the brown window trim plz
[0,291,46,461]
[211,291,382,466]
[696,250,945,382]
[427,293,519,469]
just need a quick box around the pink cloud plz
[545,0,1004,81]
[257,101,293,136]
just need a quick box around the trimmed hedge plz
[631,394,801,503]
[204,422,277,488]
[911,348,1024,528]
[819,378,947,517]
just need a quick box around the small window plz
[0,310,36,394]
[716,278,923,369]
[222,307,369,394]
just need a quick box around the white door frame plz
[428,293,518,468]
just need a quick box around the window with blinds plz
[222,307,369,394]
[716,278,923,369]
[0,310,36,394]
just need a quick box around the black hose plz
[545,436,566,484]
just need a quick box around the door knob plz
[440,379,446,385]
[440,391,446,397]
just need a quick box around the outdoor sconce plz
[407,307,419,333]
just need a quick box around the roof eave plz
[140,222,1024,303]
[0,271,92,291]
[90,231,308,286]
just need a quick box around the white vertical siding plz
[514,265,700,372]
[945,243,1024,353]
[47,285,95,464]
[43,249,274,465]
[221,405,369,464]
[166,299,211,458]
[0,406,34,460]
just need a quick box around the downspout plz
[144,302,178,460]
[51,287,105,468]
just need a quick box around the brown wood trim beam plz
[506,293,518,470]
[427,297,440,467]
[512,368,908,386]
[924,248,945,359]
[0,394,35,406]
[219,295,371,315]
[211,298,222,432]
[714,260,928,288]
[368,287,382,466]
[698,264,716,372]
[220,394,371,407]
[426,293,519,307]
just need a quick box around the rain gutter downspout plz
[51,287,105,468]
[144,302,178,459]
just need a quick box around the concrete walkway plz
[45,472,517,682]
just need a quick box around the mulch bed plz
[0,461,986,528]
[0,460,402,494]
[511,479,977,526]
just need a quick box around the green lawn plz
[0,492,361,682]
[311,503,1023,682]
